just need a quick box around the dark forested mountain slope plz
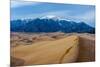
[10,18,95,33]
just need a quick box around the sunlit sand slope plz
[11,36,79,65]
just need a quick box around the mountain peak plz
[11,18,95,33]
[40,15,71,22]
[40,15,60,20]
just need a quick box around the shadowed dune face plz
[10,56,25,66]
[77,36,95,62]
[10,33,95,66]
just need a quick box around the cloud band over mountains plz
[11,1,95,27]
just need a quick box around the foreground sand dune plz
[11,33,95,66]
[11,36,79,66]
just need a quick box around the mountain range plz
[10,16,95,33]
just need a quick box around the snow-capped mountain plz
[40,15,60,20]
[40,15,69,21]
[40,15,58,19]
[11,17,95,33]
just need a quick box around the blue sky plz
[11,1,95,27]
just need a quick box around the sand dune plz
[11,33,95,66]
[11,36,79,66]
[11,56,25,66]
[77,35,95,62]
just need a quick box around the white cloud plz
[11,1,39,8]
[42,10,95,27]
[70,10,95,27]
[74,11,95,22]
[37,10,70,18]
[11,5,95,27]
